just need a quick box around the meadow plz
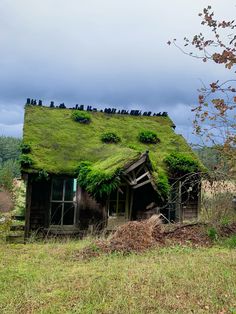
[0,240,235,314]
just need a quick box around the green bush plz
[207,227,218,241]
[164,152,200,177]
[35,170,49,181]
[19,155,33,168]
[71,111,91,124]
[138,130,160,144]
[77,161,121,198]
[101,132,121,144]
[20,143,31,154]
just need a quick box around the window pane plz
[52,178,64,201]
[109,201,117,216]
[63,203,75,225]
[51,203,63,225]
[64,178,76,201]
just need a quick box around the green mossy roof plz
[22,105,199,176]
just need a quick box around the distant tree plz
[0,136,21,165]
[168,6,236,174]
[0,136,21,191]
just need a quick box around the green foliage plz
[0,136,21,166]
[194,145,229,173]
[207,227,218,241]
[220,235,236,248]
[19,155,33,168]
[35,170,50,181]
[23,106,198,175]
[164,152,200,177]
[77,161,122,198]
[138,130,160,144]
[155,171,170,200]
[13,181,26,216]
[101,132,121,144]
[0,160,20,191]
[20,143,31,154]
[71,110,91,124]
[0,136,21,192]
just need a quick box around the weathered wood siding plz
[29,177,51,230]
[77,186,106,230]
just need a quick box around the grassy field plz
[0,240,236,314]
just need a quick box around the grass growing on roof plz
[77,151,139,197]
[23,105,199,175]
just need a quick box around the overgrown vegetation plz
[20,143,31,154]
[101,132,121,144]
[23,106,197,175]
[77,162,121,198]
[138,130,160,144]
[154,170,170,200]
[19,154,33,168]
[0,136,21,192]
[164,152,200,177]
[71,110,91,123]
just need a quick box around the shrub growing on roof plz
[71,110,91,124]
[19,155,33,168]
[164,152,200,177]
[138,130,160,144]
[101,132,121,144]
[20,143,31,154]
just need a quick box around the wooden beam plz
[24,174,32,242]
[129,189,134,220]
[132,179,151,189]
[125,186,129,219]
[136,171,149,183]
[124,155,146,174]
[135,164,145,176]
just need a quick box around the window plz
[50,178,77,226]
[108,187,127,217]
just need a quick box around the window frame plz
[107,185,129,218]
[50,177,77,227]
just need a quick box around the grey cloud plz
[0,0,235,141]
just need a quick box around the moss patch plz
[23,106,199,176]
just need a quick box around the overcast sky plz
[0,0,235,142]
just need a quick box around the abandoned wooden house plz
[22,101,202,237]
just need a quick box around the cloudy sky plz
[0,0,234,142]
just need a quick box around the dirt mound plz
[218,223,236,237]
[109,215,163,252]
[163,224,212,247]
[77,217,236,259]
[78,215,163,259]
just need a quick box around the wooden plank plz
[125,186,129,219]
[130,170,137,184]
[24,174,32,241]
[136,171,149,183]
[132,179,151,189]
[124,155,146,174]
[129,189,134,220]
[135,164,145,176]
